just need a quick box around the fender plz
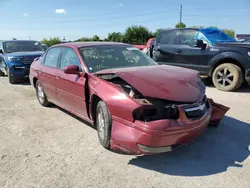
[208,51,247,76]
[87,74,140,123]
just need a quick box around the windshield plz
[78,45,158,72]
[198,28,236,44]
[3,41,45,53]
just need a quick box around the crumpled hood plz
[96,65,206,103]
[4,51,44,58]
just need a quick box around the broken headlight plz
[133,105,179,122]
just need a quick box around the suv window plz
[43,47,61,68]
[159,30,177,44]
[59,47,82,70]
[180,30,198,47]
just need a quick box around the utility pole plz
[179,4,182,24]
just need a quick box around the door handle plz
[56,75,61,79]
[176,49,182,53]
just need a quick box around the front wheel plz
[212,63,243,91]
[7,67,17,84]
[96,101,112,148]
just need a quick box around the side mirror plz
[0,49,3,54]
[196,39,207,49]
[64,65,80,75]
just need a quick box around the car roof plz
[54,42,131,48]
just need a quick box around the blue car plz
[0,40,45,84]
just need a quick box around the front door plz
[175,29,208,72]
[39,47,61,102]
[56,47,88,118]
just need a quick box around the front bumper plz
[110,104,212,155]
[9,64,30,80]
[110,99,229,155]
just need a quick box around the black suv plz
[152,28,250,91]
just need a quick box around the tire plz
[7,67,17,84]
[0,59,7,76]
[212,63,243,91]
[35,80,50,107]
[96,101,112,148]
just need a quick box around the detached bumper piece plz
[208,98,230,126]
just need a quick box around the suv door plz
[39,47,61,102]
[175,29,209,73]
[153,29,179,64]
[56,47,88,118]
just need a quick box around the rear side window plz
[43,47,61,68]
[159,30,177,44]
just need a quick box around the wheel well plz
[91,94,102,125]
[210,58,245,77]
[33,77,38,88]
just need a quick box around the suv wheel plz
[7,67,17,84]
[96,101,112,148]
[212,63,243,91]
[35,80,50,106]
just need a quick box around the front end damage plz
[97,73,230,155]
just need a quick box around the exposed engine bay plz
[98,74,210,122]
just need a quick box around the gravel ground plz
[0,77,249,188]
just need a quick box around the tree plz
[123,25,154,44]
[175,22,186,28]
[106,32,123,42]
[74,37,93,42]
[92,35,101,41]
[41,37,61,47]
[154,28,173,37]
[222,29,235,38]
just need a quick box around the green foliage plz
[74,37,93,42]
[175,22,186,28]
[41,37,61,47]
[106,32,123,42]
[122,25,154,44]
[40,24,236,47]
[221,29,235,37]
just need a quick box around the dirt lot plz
[0,77,249,188]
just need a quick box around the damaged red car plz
[29,42,229,155]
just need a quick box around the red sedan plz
[29,42,229,155]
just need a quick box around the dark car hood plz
[213,42,250,48]
[5,51,44,57]
[96,65,206,103]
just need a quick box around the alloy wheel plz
[97,109,105,140]
[216,68,234,87]
[37,83,45,104]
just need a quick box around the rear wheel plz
[96,101,112,148]
[212,63,243,91]
[35,80,50,107]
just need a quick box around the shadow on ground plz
[128,116,250,176]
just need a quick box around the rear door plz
[56,47,88,118]
[39,47,61,102]
[153,29,179,64]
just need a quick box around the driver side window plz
[59,47,82,70]
[180,30,198,47]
